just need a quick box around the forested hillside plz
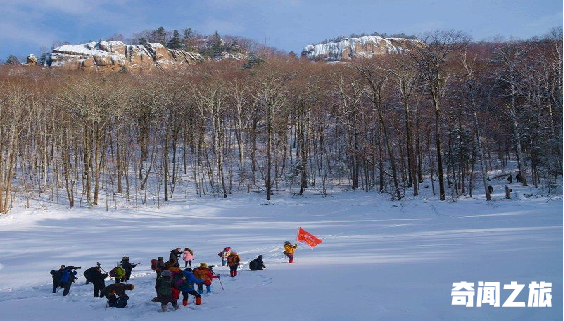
[0,30,561,213]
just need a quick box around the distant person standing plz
[170,248,182,265]
[218,247,231,266]
[283,241,298,263]
[516,171,522,183]
[182,248,194,268]
[120,257,138,282]
[507,174,513,184]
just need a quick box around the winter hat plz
[200,263,208,268]
[258,255,263,259]
[184,248,190,251]
[162,270,172,277]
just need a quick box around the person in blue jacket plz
[60,266,79,296]
[176,268,204,306]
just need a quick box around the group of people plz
[49,241,299,311]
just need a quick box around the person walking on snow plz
[85,265,108,297]
[156,270,180,312]
[284,241,298,263]
[227,252,241,277]
[193,263,219,293]
[218,247,231,266]
[176,268,204,306]
[182,248,194,268]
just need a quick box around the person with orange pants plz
[283,241,298,263]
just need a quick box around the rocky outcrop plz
[25,54,37,66]
[302,36,420,61]
[45,41,205,71]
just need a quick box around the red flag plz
[297,227,323,249]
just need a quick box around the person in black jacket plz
[169,248,182,265]
[50,265,66,293]
[249,255,266,271]
[120,257,138,282]
[86,266,108,297]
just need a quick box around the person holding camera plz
[58,265,80,296]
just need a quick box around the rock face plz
[25,54,38,65]
[302,36,420,61]
[45,41,205,71]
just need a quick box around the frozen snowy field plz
[0,190,562,320]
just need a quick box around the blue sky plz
[0,0,562,60]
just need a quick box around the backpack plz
[84,267,95,281]
[249,260,257,270]
[150,259,157,271]
[110,266,124,278]
[158,278,173,296]
[227,255,239,266]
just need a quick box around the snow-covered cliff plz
[302,36,419,61]
[44,41,205,71]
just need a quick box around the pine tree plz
[151,27,166,45]
[211,31,223,56]
[5,55,20,65]
[167,30,183,49]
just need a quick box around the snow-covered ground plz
[0,183,561,320]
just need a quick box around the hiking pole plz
[211,269,225,291]
[217,275,224,291]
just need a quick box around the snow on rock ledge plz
[45,41,204,71]
[302,36,420,61]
